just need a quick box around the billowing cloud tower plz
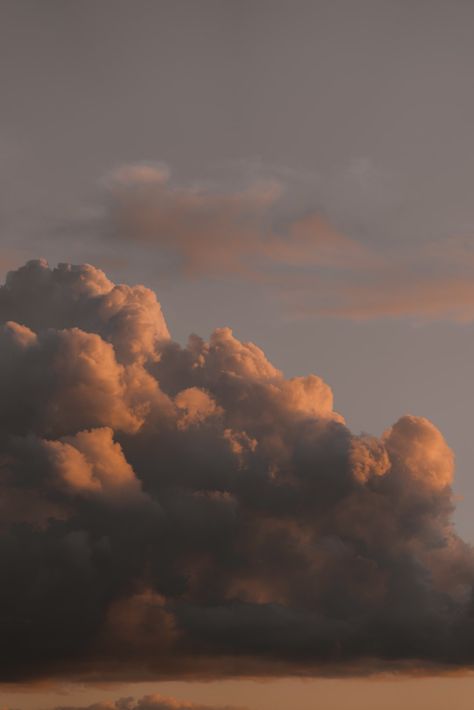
[0,260,473,682]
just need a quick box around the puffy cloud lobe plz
[384,415,454,491]
[42,427,141,497]
[0,261,474,683]
[0,259,170,363]
[0,323,148,437]
[175,388,222,431]
[349,435,390,484]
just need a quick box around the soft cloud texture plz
[92,163,375,278]
[104,164,281,276]
[1,260,474,683]
[72,163,474,322]
[43,694,245,710]
[4,694,245,710]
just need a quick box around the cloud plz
[102,164,282,277]
[1,260,474,683]
[83,163,374,280]
[10,695,246,710]
[286,268,474,322]
[68,162,474,322]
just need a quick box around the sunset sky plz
[3,2,474,709]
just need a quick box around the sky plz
[3,1,474,708]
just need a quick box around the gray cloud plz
[1,260,474,683]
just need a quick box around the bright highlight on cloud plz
[1,260,474,683]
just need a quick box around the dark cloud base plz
[1,260,474,683]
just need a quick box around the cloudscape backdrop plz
[3,2,474,709]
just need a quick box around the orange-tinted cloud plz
[0,260,473,683]
[289,271,474,321]
[5,695,247,710]
[89,163,474,322]
[105,164,281,276]
[99,163,377,279]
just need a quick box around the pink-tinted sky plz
[3,2,474,709]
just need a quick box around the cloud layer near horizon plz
[1,260,474,683]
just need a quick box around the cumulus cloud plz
[1,260,474,683]
[0,258,169,362]
[42,427,141,498]
[103,164,281,276]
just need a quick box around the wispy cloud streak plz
[0,260,473,683]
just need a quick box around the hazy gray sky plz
[3,2,474,708]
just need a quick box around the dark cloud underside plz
[0,260,473,683]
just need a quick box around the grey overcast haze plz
[4,2,474,710]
